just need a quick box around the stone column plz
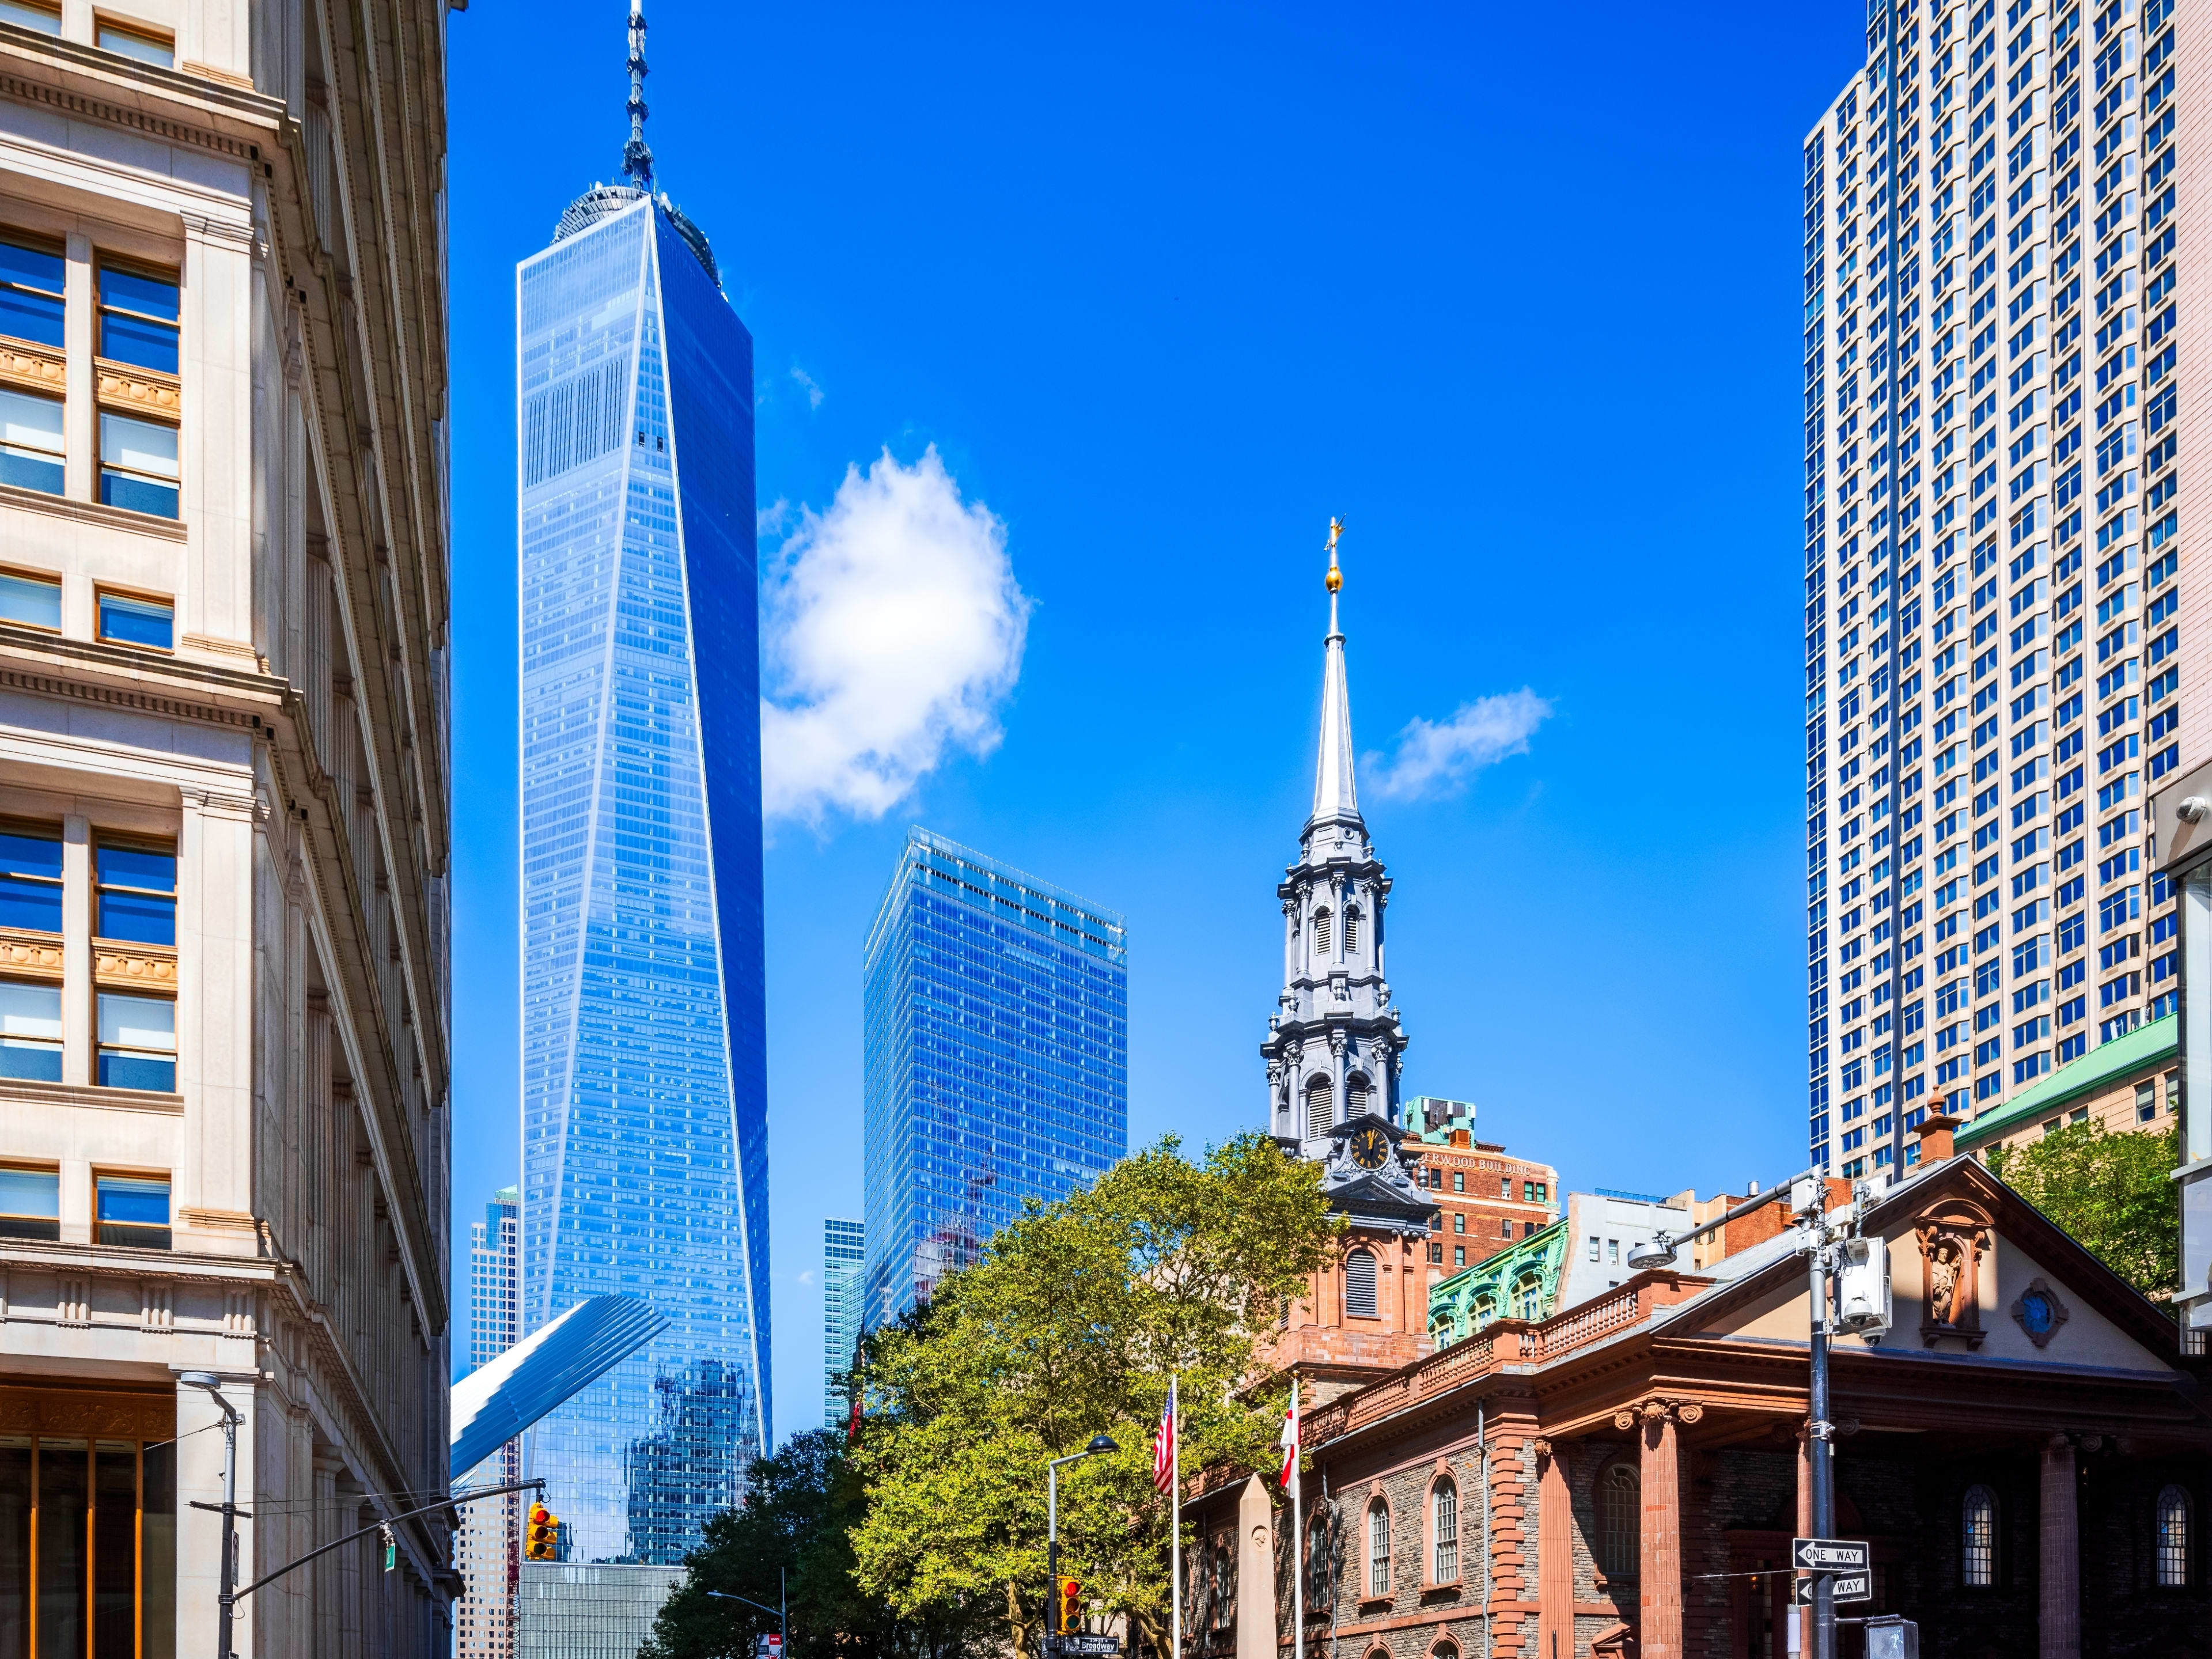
[2041,1435,2080,1659]
[1624,1400,1696,1659]
[1536,1440,1573,1659]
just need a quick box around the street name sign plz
[1793,1537,1870,1571]
[1793,1571,1872,1605]
[1046,1638,1122,1658]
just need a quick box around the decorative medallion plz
[2008,1275,2070,1349]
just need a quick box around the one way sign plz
[1794,1537,1871,1571]
[1793,1571,1872,1605]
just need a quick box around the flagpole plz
[1291,1380,1304,1659]
[1170,1373,1181,1659]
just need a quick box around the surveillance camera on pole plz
[1836,1236,1892,1339]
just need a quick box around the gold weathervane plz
[1325,517,1345,592]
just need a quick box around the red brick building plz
[1186,1137,2209,1659]
[1404,1100,1559,1278]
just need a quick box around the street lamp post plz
[179,1372,243,1659]
[706,1570,788,1654]
[1046,1434,1119,1638]
[1627,1169,1863,1659]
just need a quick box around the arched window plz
[1598,1463,1639,1579]
[1344,1248,1378,1319]
[1432,1646,1459,1659]
[1366,1498,1391,1596]
[2157,1484,2192,1588]
[1431,1477,1459,1583]
[1346,1073,1370,1118]
[1313,908,1332,955]
[1472,1294,1497,1327]
[1961,1484,1997,1587]
[1514,1274,1544,1321]
[1344,907,1361,952]
[1305,1075,1333,1139]
[1306,1511,1332,1612]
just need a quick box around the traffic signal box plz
[525,1503,559,1561]
[1056,1576,1081,1634]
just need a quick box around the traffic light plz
[525,1503,559,1560]
[1056,1575,1081,1634]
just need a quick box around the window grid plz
[1431,1479,1457,1584]
[1962,1484,1998,1586]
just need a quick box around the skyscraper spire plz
[1310,518,1361,830]
[622,0,653,192]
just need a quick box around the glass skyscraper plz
[516,14,769,1563]
[862,828,1128,1328]
[823,1217,864,1427]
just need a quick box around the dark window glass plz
[95,840,176,944]
[0,236,63,349]
[0,824,61,932]
[37,1438,88,1656]
[0,1436,26,1659]
[92,1444,135,1659]
[141,1440,173,1657]
[96,590,173,649]
[97,264,179,374]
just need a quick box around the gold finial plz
[1324,517,1345,592]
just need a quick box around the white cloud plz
[1363,688,1552,802]
[760,446,1029,824]
[790,366,824,409]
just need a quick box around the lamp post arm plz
[226,1477,544,1605]
[705,1589,786,1622]
[1648,1167,1823,1256]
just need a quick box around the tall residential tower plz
[1802,0,2191,1183]
[862,830,1128,1328]
[517,3,770,1565]
[457,1189,524,1658]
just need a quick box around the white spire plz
[1310,518,1360,828]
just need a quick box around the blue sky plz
[446,2,1866,1440]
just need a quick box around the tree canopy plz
[1988,1119,2180,1303]
[849,1132,1340,1658]
[640,1429,990,1659]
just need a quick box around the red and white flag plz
[1277,1380,1300,1490]
[1153,1375,1177,1494]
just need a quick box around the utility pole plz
[1806,1225,1835,1659]
[180,1372,243,1659]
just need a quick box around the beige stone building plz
[0,2,454,1655]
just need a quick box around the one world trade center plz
[514,2,770,1564]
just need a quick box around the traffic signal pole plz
[1808,1238,1835,1659]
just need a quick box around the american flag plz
[1153,1375,1177,1494]
[1277,1381,1299,1490]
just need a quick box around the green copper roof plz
[1956,1014,2176,1152]
[1427,1217,1569,1344]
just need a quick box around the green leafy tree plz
[640,1429,988,1659]
[1988,1120,2180,1303]
[850,1133,1339,1659]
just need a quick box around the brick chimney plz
[1915,1111,1964,1167]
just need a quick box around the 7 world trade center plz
[1801,0,2191,1183]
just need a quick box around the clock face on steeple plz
[1348,1124,1391,1171]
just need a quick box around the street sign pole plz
[1808,1234,1835,1659]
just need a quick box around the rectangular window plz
[0,567,59,630]
[1452,1170,1464,1194]
[0,233,63,347]
[0,387,65,497]
[95,587,172,650]
[1608,1239,1620,1264]
[0,980,62,1081]
[95,21,173,67]
[1453,1245,1465,1267]
[1588,1236,1600,1262]
[0,2,61,35]
[97,415,179,518]
[93,1171,168,1248]
[1427,1241,1441,1264]
[0,1162,58,1240]
[0,821,62,932]
[96,992,174,1092]
[1452,1212,1464,1234]
[96,262,179,374]
[94,839,175,945]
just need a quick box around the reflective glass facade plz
[862,828,1128,1328]
[517,192,768,1565]
[823,1217,863,1426]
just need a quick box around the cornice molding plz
[0,476,188,540]
[0,27,283,164]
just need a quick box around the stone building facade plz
[0,2,454,1654]
[1184,1141,2209,1659]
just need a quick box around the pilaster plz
[1618,1397,1699,1659]
[2040,1434,2080,1659]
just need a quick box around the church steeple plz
[1260,523,1429,1240]
[1310,519,1361,832]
